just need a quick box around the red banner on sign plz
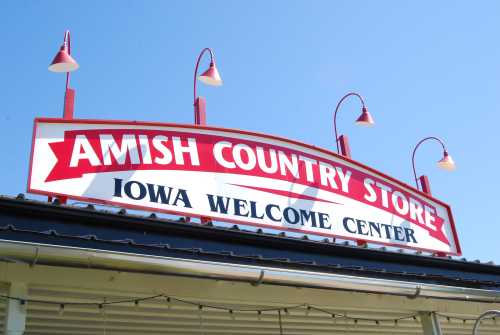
[44,127,449,245]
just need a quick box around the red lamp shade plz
[355,107,375,127]
[198,62,222,86]
[437,151,456,171]
[48,45,79,73]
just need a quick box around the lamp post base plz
[63,88,75,120]
[194,96,207,125]
[338,134,352,158]
[418,175,432,195]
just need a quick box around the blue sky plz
[1,1,499,262]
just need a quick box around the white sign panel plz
[28,118,461,255]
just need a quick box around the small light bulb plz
[166,297,171,310]
[257,311,262,321]
[198,305,203,327]
[59,304,65,316]
[134,300,139,310]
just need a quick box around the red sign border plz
[27,117,462,256]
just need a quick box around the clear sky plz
[1,1,499,262]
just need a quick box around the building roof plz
[0,194,499,291]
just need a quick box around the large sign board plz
[28,118,461,255]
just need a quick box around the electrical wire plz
[0,292,424,325]
[3,293,495,325]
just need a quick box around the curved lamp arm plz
[472,310,500,335]
[63,30,72,56]
[333,92,367,153]
[411,136,448,189]
[63,30,72,90]
[193,47,216,104]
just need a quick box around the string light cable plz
[0,292,429,325]
[2,292,497,326]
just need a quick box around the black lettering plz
[249,201,265,219]
[394,226,404,241]
[343,217,356,234]
[381,223,393,239]
[404,228,417,243]
[318,212,331,229]
[124,181,146,200]
[234,198,249,217]
[368,221,381,238]
[172,189,192,208]
[299,210,317,227]
[147,183,173,204]
[265,204,282,222]
[207,195,231,214]
[113,178,122,197]
[356,219,368,235]
[283,207,300,224]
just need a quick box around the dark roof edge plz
[1,195,498,275]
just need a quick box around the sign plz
[28,118,461,255]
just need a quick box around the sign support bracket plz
[419,311,442,335]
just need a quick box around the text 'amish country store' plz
[28,119,461,255]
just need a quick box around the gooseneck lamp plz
[411,136,456,195]
[48,30,79,119]
[193,48,222,125]
[333,92,375,158]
